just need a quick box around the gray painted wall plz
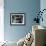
[4,0,40,42]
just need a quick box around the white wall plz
[40,0,46,9]
[40,0,46,45]
[0,0,4,42]
[40,0,46,26]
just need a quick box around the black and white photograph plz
[10,13,25,25]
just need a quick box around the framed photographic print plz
[10,13,25,25]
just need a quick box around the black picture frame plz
[10,13,26,26]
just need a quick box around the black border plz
[10,13,26,26]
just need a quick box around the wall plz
[40,0,46,27]
[40,0,46,45]
[0,0,4,42]
[4,0,40,42]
